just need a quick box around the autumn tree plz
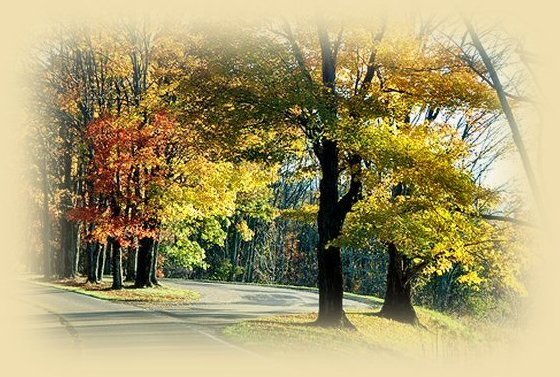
[178,17,501,326]
[26,18,528,327]
[27,27,114,279]
[338,120,524,324]
[68,112,174,288]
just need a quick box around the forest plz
[23,14,536,329]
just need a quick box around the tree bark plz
[125,246,138,282]
[59,129,75,278]
[72,223,81,276]
[135,237,153,288]
[59,213,75,278]
[97,243,106,281]
[149,241,160,286]
[41,153,52,279]
[86,242,99,283]
[313,140,362,327]
[315,139,345,326]
[379,243,418,325]
[110,238,123,289]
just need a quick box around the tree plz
[182,18,498,326]
[339,120,523,324]
[157,156,277,274]
[69,112,175,289]
[25,19,527,328]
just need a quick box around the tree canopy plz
[24,16,531,327]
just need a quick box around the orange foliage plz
[69,111,176,246]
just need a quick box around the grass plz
[37,278,200,306]
[36,276,517,359]
[222,305,503,360]
[210,279,497,359]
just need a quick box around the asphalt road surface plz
[17,279,371,356]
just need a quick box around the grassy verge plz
[223,307,503,360]
[37,278,200,305]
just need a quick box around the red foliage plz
[69,111,176,246]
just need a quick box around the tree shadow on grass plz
[360,310,427,329]
[247,319,319,329]
[250,315,359,331]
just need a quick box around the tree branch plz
[480,213,534,228]
[462,16,542,214]
[281,19,314,84]
[337,154,363,218]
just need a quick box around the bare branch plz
[462,15,542,214]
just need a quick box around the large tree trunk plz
[379,243,418,325]
[316,245,345,325]
[110,238,123,290]
[283,21,362,327]
[135,237,153,288]
[314,25,363,328]
[315,139,347,327]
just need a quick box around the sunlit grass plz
[222,308,496,360]
[38,278,200,305]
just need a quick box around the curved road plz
[17,279,371,356]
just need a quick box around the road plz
[17,279,371,356]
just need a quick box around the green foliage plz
[337,119,524,294]
[157,157,278,271]
[27,19,529,323]
[204,259,245,281]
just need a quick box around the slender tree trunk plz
[230,226,241,281]
[135,237,153,288]
[379,243,418,325]
[464,18,542,214]
[59,132,75,278]
[149,241,160,286]
[104,241,112,275]
[110,238,123,290]
[42,226,52,279]
[125,246,137,282]
[41,153,52,279]
[59,214,74,278]
[86,242,99,283]
[73,223,81,275]
[250,239,257,283]
[59,195,76,278]
[97,243,106,281]
[245,235,256,283]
